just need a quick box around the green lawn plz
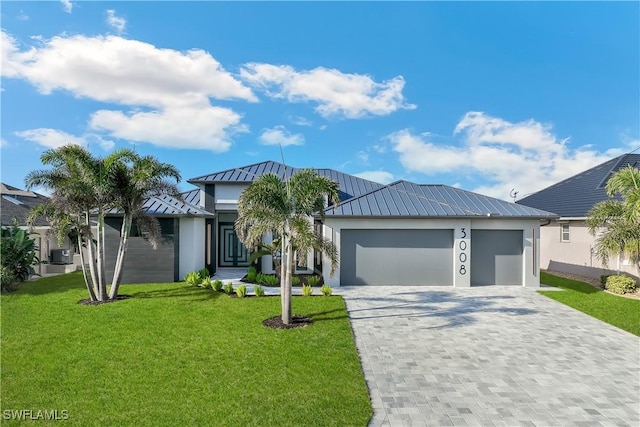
[1,272,372,426]
[539,272,640,336]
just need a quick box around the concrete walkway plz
[339,285,640,427]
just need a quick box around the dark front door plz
[218,223,249,267]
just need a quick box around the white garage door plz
[340,229,454,285]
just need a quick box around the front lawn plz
[1,272,372,426]
[539,272,640,336]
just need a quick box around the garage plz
[340,229,453,286]
[471,230,523,286]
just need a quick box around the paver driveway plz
[339,285,640,427]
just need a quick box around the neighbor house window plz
[561,224,570,242]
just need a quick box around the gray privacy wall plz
[340,229,454,286]
[105,217,177,284]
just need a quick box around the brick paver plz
[339,285,640,427]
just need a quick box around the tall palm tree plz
[25,145,180,301]
[587,165,640,269]
[235,169,340,325]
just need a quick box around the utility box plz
[51,249,72,265]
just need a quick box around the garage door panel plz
[471,230,522,286]
[341,229,453,286]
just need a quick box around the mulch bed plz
[78,295,131,305]
[262,315,313,329]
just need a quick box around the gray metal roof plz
[517,153,640,217]
[324,180,557,218]
[181,188,200,206]
[1,183,51,227]
[107,194,212,217]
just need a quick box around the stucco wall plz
[178,217,205,280]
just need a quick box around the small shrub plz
[263,275,279,287]
[292,276,301,286]
[223,282,234,295]
[200,278,211,289]
[236,285,247,298]
[600,275,611,288]
[185,271,200,287]
[256,273,267,285]
[320,285,333,296]
[254,285,265,297]
[246,266,258,283]
[307,275,321,287]
[198,268,210,281]
[302,284,313,296]
[212,279,223,291]
[605,275,637,295]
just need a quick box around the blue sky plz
[1,1,638,200]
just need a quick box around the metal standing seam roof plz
[323,180,557,218]
[107,194,213,217]
[516,153,640,217]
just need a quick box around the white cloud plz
[15,128,114,151]
[356,151,369,163]
[354,170,395,184]
[60,0,73,13]
[289,115,313,126]
[90,106,245,152]
[241,63,415,119]
[258,125,304,147]
[1,137,8,148]
[17,11,29,21]
[106,10,126,34]
[389,112,618,199]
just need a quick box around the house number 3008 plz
[459,228,468,275]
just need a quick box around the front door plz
[218,223,249,267]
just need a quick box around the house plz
[106,161,556,287]
[516,153,640,280]
[1,183,82,275]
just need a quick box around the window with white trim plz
[561,224,570,242]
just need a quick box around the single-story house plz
[1,183,83,275]
[106,161,556,287]
[516,153,640,280]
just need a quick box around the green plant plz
[605,275,637,295]
[212,279,223,292]
[307,275,321,287]
[200,278,211,289]
[320,285,333,296]
[246,266,258,283]
[185,271,200,286]
[236,284,247,298]
[263,274,279,287]
[1,221,40,292]
[302,284,313,296]
[223,282,234,295]
[253,284,265,297]
[292,276,301,286]
[600,275,611,287]
[256,273,267,285]
[198,268,210,280]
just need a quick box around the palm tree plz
[235,169,340,325]
[25,145,181,301]
[586,165,640,270]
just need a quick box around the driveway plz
[339,285,640,427]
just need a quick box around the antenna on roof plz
[509,188,519,203]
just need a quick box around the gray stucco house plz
[107,161,556,287]
[517,153,640,280]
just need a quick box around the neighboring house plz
[107,161,555,287]
[517,153,640,280]
[1,183,81,275]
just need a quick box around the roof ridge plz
[188,160,292,182]
[595,153,639,188]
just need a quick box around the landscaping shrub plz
[307,275,321,287]
[223,282,234,295]
[320,285,333,296]
[600,275,611,288]
[185,271,200,287]
[246,266,258,283]
[1,222,40,292]
[292,276,301,286]
[236,285,247,298]
[212,280,223,292]
[200,278,211,289]
[253,285,264,297]
[198,268,210,281]
[256,273,267,285]
[263,275,279,287]
[605,275,637,295]
[302,284,313,296]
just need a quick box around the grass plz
[539,271,640,336]
[1,272,372,426]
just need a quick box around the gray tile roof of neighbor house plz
[324,180,557,218]
[1,183,50,227]
[516,153,640,217]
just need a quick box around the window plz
[561,224,570,242]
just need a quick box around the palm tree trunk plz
[85,211,100,298]
[109,215,131,299]
[96,209,107,301]
[282,239,293,325]
[77,234,96,301]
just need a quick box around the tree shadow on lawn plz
[305,307,350,322]
[130,286,223,301]
[342,290,536,330]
